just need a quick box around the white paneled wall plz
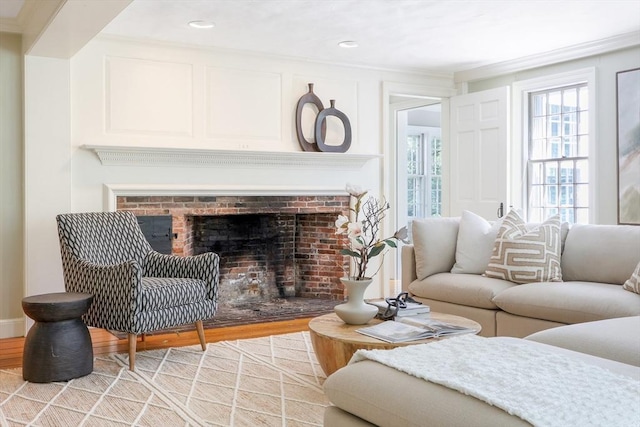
[106,57,194,137]
[206,67,282,142]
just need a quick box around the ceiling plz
[2,0,640,74]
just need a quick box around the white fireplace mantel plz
[83,145,381,169]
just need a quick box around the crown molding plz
[83,145,381,169]
[455,31,640,83]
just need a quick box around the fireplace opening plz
[191,211,348,306]
[192,214,294,304]
[119,194,350,326]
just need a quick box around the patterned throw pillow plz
[623,262,640,294]
[485,210,562,284]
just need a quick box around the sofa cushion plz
[493,281,640,324]
[451,210,502,275]
[324,338,640,427]
[412,217,459,280]
[561,224,640,284]
[623,262,640,294]
[409,272,515,309]
[141,277,210,311]
[525,316,640,367]
[324,359,532,427]
[485,210,562,284]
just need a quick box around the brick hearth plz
[117,195,350,303]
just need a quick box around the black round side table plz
[22,292,94,383]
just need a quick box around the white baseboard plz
[0,317,25,339]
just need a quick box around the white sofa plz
[323,316,640,426]
[400,215,640,337]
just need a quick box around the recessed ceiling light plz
[338,41,358,48]
[188,20,215,29]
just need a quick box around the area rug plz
[0,332,329,426]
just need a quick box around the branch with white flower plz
[335,184,409,280]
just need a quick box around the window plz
[429,135,442,216]
[407,130,442,220]
[407,134,425,218]
[528,83,589,224]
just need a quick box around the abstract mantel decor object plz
[333,184,408,324]
[295,83,352,153]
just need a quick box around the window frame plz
[512,68,597,223]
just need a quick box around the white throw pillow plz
[412,217,460,281]
[451,210,503,274]
[485,210,562,284]
[623,261,640,294]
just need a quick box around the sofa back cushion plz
[412,217,460,280]
[562,224,640,284]
[451,210,503,275]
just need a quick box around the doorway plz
[394,100,443,241]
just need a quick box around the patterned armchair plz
[56,211,219,370]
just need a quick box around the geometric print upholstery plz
[144,251,218,300]
[485,210,562,284]
[57,211,153,266]
[56,211,219,335]
[141,277,210,311]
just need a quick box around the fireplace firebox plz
[118,195,350,305]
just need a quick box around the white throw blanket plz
[351,335,640,427]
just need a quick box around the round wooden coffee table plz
[309,312,481,376]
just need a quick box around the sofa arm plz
[143,251,220,300]
[401,245,417,292]
[63,257,142,331]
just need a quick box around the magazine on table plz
[356,316,476,343]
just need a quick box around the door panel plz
[449,87,510,220]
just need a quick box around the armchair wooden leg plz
[128,333,137,371]
[195,320,206,351]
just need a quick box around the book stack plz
[367,299,430,318]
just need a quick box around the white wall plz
[467,46,640,225]
[14,36,455,309]
[0,32,24,338]
[24,55,72,306]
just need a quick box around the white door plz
[449,87,510,220]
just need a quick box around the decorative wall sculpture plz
[295,83,352,153]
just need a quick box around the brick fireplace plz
[117,195,350,305]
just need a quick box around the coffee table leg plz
[310,330,358,376]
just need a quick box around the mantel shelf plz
[82,145,381,169]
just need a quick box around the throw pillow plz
[485,210,562,284]
[451,210,503,274]
[623,261,640,294]
[412,217,460,280]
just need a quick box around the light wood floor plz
[0,318,311,370]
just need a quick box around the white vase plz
[334,277,378,325]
